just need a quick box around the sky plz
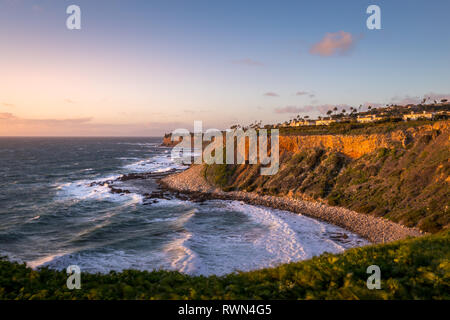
[1,0,449,136]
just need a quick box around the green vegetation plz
[279,119,435,136]
[1,231,448,299]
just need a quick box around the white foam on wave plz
[53,145,189,207]
[31,249,170,273]
[54,175,143,204]
[26,200,368,275]
[122,155,188,173]
[223,201,350,259]
[162,208,199,274]
[116,142,160,147]
[28,215,40,222]
[147,198,192,207]
[27,251,70,269]
[171,201,369,275]
[30,208,199,273]
[171,201,308,275]
[227,201,308,262]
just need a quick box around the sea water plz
[0,137,368,276]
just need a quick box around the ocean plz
[0,137,368,276]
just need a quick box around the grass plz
[279,119,437,136]
[0,231,448,300]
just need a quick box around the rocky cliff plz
[161,134,181,147]
[278,121,449,158]
[202,121,450,233]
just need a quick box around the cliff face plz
[161,134,181,147]
[162,122,449,157]
[279,121,449,159]
[203,121,450,233]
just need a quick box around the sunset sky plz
[1,0,450,136]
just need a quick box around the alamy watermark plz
[66,5,81,30]
[366,265,381,289]
[366,5,381,30]
[170,121,279,175]
[66,265,81,289]
[65,4,380,31]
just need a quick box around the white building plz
[403,111,434,121]
[315,119,336,126]
[357,115,384,123]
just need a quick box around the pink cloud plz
[0,112,16,119]
[275,104,355,114]
[310,31,355,57]
[390,95,421,105]
[263,92,279,97]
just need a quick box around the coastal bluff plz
[162,121,449,159]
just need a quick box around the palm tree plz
[332,107,338,117]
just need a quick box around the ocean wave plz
[24,200,368,276]
[54,175,143,204]
[29,249,170,273]
[27,251,70,269]
[121,155,188,173]
[116,142,160,147]
[224,201,367,254]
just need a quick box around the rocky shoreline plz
[160,165,425,244]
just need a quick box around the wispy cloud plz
[263,92,279,97]
[2,102,15,107]
[274,104,353,115]
[0,112,16,119]
[0,115,94,126]
[65,99,76,104]
[274,105,315,114]
[310,31,356,57]
[390,95,421,105]
[295,91,315,98]
[232,58,264,66]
